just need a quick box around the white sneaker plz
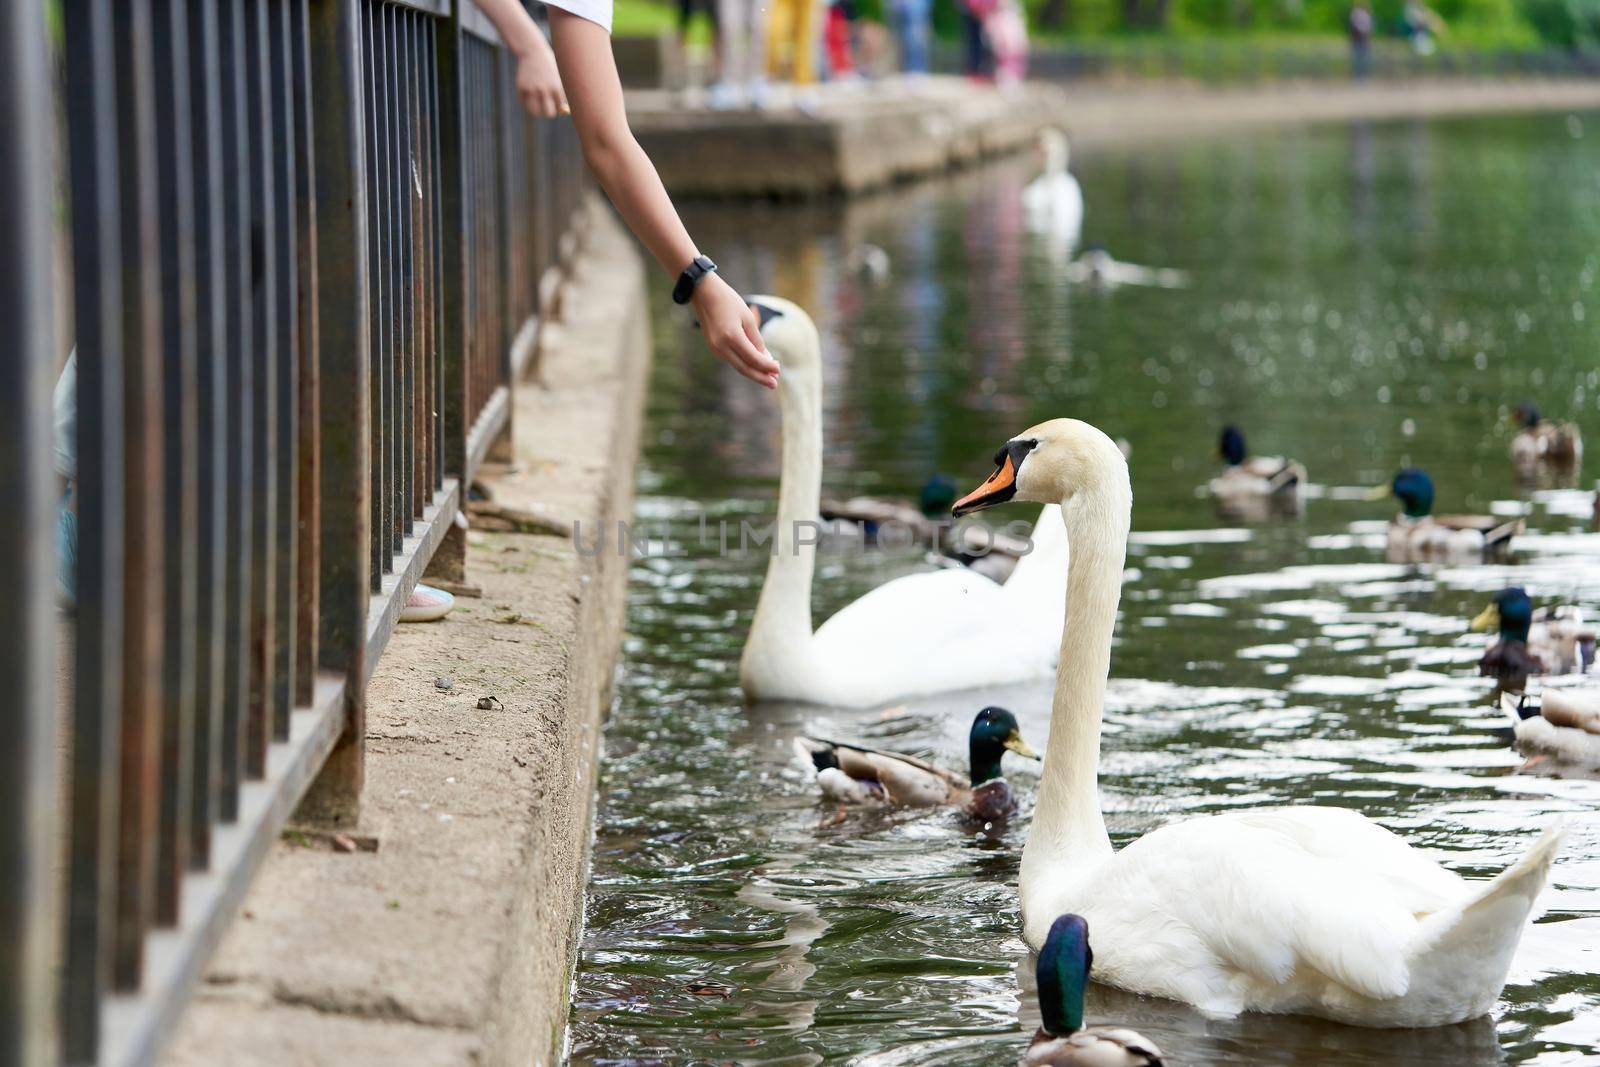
[706,80,742,110]
[401,583,455,623]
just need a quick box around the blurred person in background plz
[469,0,780,386]
[959,0,993,80]
[676,0,721,90]
[890,0,932,75]
[710,0,771,107]
[824,0,859,79]
[1404,0,1442,55]
[767,0,820,88]
[1348,0,1373,79]
[981,0,1028,85]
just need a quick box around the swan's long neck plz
[1044,136,1069,177]
[1021,485,1129,908]
[744,358,822,659]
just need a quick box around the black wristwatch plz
[672,255,718,305]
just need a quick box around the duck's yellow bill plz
[1470,604,1500,633]
[1005,732,1042,760]
[953,455,1017,516]
[1363,484,1393,502]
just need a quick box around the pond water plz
[569,113,1600,1065]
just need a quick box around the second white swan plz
[738,297,1068,708]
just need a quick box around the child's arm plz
[470,0,780,389]
[472,0,569,117]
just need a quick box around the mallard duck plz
[953,418,1562,1026]
[1472,587,1595,688]
[845,242,891,283]
[819,474,958,545]
[1368,468,1522,560]
[1024,915,1165,1067]
[935,520,1036,584]
[1510,402,1582,470]
[795,706,1040,821]
[1502,689,1600,766]
[1064,248,1188,291]
[1208,426,1305,521]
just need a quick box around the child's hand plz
[513,32,568,118]
[691,274,781,389]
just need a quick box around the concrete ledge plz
[164,198,650,1067]
[630,74,1600,197]
[628,76,1072,197]
[1055,78,1600,153]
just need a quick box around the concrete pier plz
[630,74,1600,198]
[628,76,1072,198]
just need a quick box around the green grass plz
[608,0,1548,53]
[613,0,720,45]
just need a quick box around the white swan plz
[1023,128,1085,246]
[738,297,1068,709]
[952,417,1565,1028]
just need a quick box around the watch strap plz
[672,255,717,305]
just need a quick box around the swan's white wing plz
[1221,808,1463,911]
[1066,808,1465,1008]
[813,566,1007,657]
[809,566,1056,705]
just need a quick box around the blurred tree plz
[1521,0,1600,43]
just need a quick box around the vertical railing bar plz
[472,48,485,430]
[216,0,255,826]
[244,0,280,781]
[467,46,477,433]
[402,8,419,520]
[151,0,200,929]
[474,47,484,431]
[300,0,370,826]
[111,0,166,993]
[532,116,549,303]
[413,13,433,508]
[468,51,480,428]
[376,1,393,581]
[492,46,509,403]
[436,5,466,482]
[391,6,412,546]
[0,0,60,1060]
[473,51,486,428]
[361,0,384,592]
[268,0,300,742]
[381,4,399,563]
[291,0,321,708]
[61,0,126,1047]
[407,11,422,521]
[183,0,226,874]
[427,19,444,489]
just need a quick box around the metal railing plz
[1,2,589,1064]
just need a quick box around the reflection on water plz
[570,113,1600,1065]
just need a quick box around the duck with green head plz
[1472,587,1594,684]
[1509,401,1582,475]
[1025,915,1165,1066]
[796,706,1040,821]
[821,474,1046,585]
[1208,425,1305,520]
[1369,467,1522,560]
